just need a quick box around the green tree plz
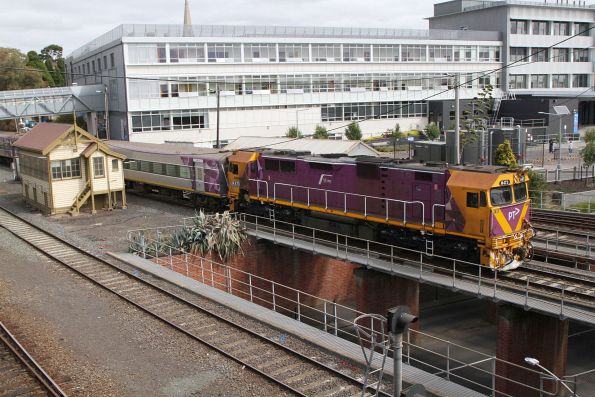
[580,128,595,167]
[286,126,302,138]
[55,114,88,130]
[459,84,494,163]
[0,48,44,91]
[495,140,517,167]
[313,125,329,139]
[41,45,65,87]
[526,169,547,192]
[424,122,440,141]
[26,50,54,86]
[345,122,362,140]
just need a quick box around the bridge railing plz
[127,222,549,397]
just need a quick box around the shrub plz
[313,125,329,139]
[286,127,302,138]
[345,123,362,140]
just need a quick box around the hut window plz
[93,157,105,178]
[112,159,119,171]
[50,158,81,179]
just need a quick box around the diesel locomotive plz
[112,141,534,270]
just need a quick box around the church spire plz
[183,0,193,37]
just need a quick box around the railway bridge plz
[237,213,595,397]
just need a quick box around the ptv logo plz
[508,208,521,221]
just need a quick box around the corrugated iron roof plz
[13,123,73,153]
[223,136,379,156]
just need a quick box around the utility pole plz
[216,84,220,148]
[454,73,460,165]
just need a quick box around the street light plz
[524,357,578,396]
[95,84,110,140]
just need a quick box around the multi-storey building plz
[66,23,504,146]
[429,0,595,132]
[66,0,593,146]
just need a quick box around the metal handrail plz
[126,232,546,396]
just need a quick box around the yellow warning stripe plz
[516,202,529,232]
[493,209,513,235]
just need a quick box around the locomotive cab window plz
[480,191,487,207]
[229,163,239,175]
[490,186,512,206]
[264,159,279,171]
[466,192,479,208]
[513,183,527,202]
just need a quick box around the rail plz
[127,223,555,397]
[250,179,427,225]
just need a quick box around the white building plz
[66,0,593,147]
[67,21,504,147]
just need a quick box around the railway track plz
[532,209,595,231]
[0,206,386,397]
[0,320,67,397]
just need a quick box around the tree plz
[345,122,362,140]
[55,114,88,130]
[580,128,595,167]
[286,126,302,138]
[0,48,44,91]
[424,122,440,141]
[40,44,63,61]
[313,125,329,139]
[495,140,517,167]
[527,169,547,192]
[41,45,65,87]
[459,84,494,163]
[26,50,54,86]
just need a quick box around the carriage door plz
[194,159,205,193]
[464,190,488,237]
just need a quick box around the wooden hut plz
[13,123,126,215]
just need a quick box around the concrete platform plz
[109,252,488,397]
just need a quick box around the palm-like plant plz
[187,210,247,261]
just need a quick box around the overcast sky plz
[1,0,437,55]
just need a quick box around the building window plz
[97,58,101,72]
[20,154,48,180]
[573,48,589,62]
[573,74,589,88]
[531,75,548,89]
[278,44,309,62]
[553,22,570,36]
[453,46,476,62]
[531,48,548,62]
[128,44,166,64]
[207,43,241,62]
[401,45,426,62]
[532,21,549,35]
[110,53,115,68]
[103,55,107,69]
[510,19,528,34]
[573,22,590,36]
[509,75,527,89]
[343,44,371,62]
[50,158,81,180]
[131,109,209,132]
[373,45,399,62]
[312,44,341,62]
[244,44,276,62]
[170,43,205,63]
[93,157,105,178]
[510,47,528,62]
[552,48,569,62]
[428,45,452,62]
[112,159,119,171]
[552,74,569,88]
[92,60,96,73]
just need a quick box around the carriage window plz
[415,172,432,182]
[513,183,527,202]
[480,191,487,207]
[264,159,279,171]
[229,163,239,175]
[467,192,479,208]
[357,163,379,179]
[280,160,295,173]
[309,162,333,170]
[490,186,512,206]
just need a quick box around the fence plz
[530,189,595,213]
[126,218,592,396]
